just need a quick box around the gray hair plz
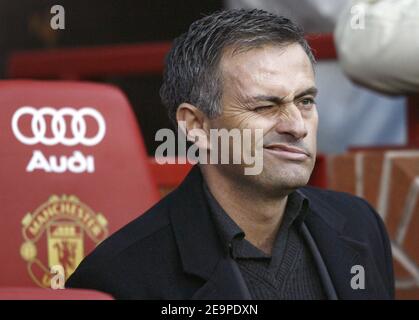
[159,9,315,124]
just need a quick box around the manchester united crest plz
[20,195,108,287]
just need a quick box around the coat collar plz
[168,165,251,299]
[299,188,387,299]
[168,166,223,279]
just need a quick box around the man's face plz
[207,43,318,194]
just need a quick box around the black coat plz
[66,166,395,299]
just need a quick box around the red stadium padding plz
[0,80,160,288]
[0,287,113,300]
[5,35,336,80]
[6,42,172,80]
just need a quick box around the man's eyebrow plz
[245,87,318,104]
[245,95,285,104]
[295,87,318,99]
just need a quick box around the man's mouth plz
[263,144,310,161]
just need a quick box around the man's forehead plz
[221,43,312,71]
[221,44,314,82]
[220,44,315,98]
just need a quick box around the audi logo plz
[12,107,106,146]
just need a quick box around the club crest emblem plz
[20,195,108,287]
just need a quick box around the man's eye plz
[254,105,274,112]
[299,98,316,109]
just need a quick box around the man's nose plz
[274,104,308,140]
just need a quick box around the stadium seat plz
[0,80,160,288]
[328,148,419,299]
[0,287,113,300]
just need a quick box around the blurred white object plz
[334,0,419,94]
[226,0,349,32]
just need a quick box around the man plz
[66,9,395,299]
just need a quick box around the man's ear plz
[176,103,205,131]
[176,103,210,148]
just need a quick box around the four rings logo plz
[12,107,106,146]
[11,106,106,174]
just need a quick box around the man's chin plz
[258,166,312,189]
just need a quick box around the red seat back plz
[0,80,159,287]
[0,287,113,300]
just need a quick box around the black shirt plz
[203,182,326,300]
